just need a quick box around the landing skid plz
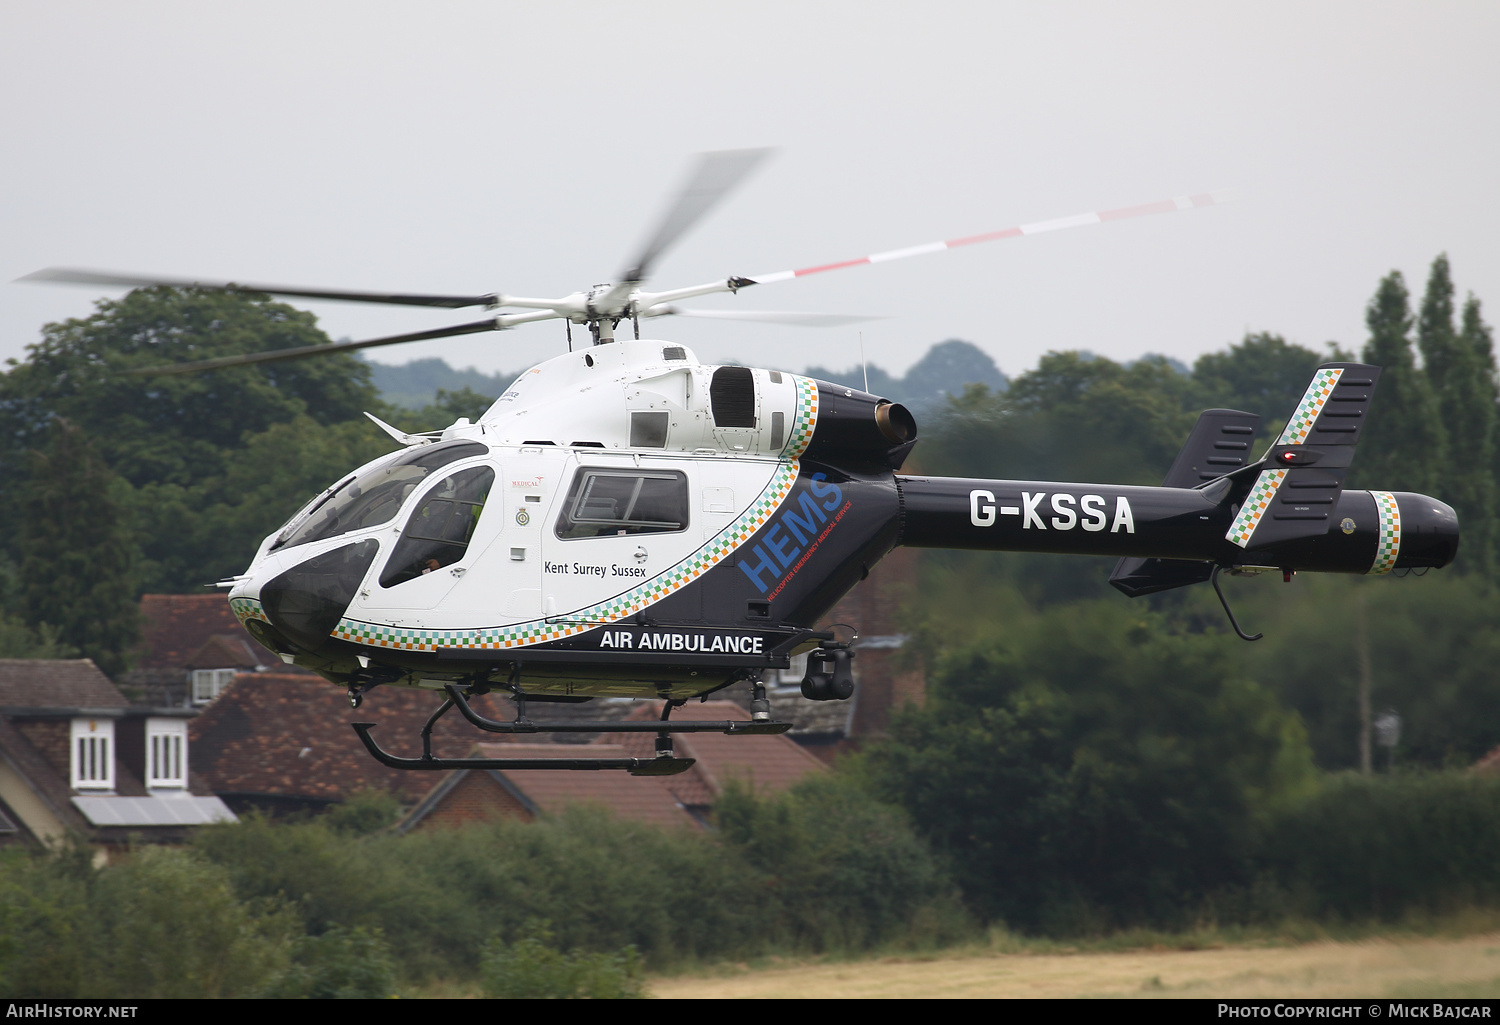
[351,723,698,775]
[350,680,790,776]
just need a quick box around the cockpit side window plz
[379,466,495,587]
[275,441,488,551]
[555,469,689,539]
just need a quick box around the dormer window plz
[777,651,810,686]
[70,718,115,791]
[192,668,236,705]
[146,718,188,789]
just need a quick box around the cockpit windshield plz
[273,441,489,551]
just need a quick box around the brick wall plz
[14,719,69,780]
[416,771,533,830]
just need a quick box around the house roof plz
[0,659,128,710]
[469,743,699,828]
[402,698,828,833]
[136,594,275,670]
[188,673,525,803]
[191,677,828,831]
[0,667,230,845]
[0,713,86,840]
[618,700,826,804]
[184,634,264,671]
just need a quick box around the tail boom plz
[895,475,1456,575]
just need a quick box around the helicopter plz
[22,150,1460,777]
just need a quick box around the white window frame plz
[146,717,189,789]
[191,668,236,705]
[70,718,115,791]
[777,651,810,686]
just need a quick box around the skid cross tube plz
[443,685,792,735]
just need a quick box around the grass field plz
[648,932,1500,999]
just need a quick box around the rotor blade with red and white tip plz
[644,305,885,327]
[741,190,1236,286]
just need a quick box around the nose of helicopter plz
[1392,492,1459,570]
[257,539,380,651]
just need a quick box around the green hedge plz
[0,775,959,996]
[1259,772,1500,921]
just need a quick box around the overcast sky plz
[3,2,1497,383]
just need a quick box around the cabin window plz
[70,718,115,791]
[555,469,689,539]
[146,718,188,789]
[276,441,488,551]
[629,411,669,448]
[380,466,495,586]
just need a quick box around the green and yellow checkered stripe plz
[1368,490,1401,575]
[1278,368,1343,445]
[1226,468,1288,547]
[331,460,807,652]
[230,597,269,624]
[783,377,818,458]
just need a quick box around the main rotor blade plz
[739,190,1237,286]
[617,148,773,285]
[653,306,885,327]
[20,268,497,309]
[126,317,505,376]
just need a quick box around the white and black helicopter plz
[24,151,1459,776]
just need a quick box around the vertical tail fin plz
[1110,408,1260,596]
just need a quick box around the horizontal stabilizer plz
[1109,557,1215,597]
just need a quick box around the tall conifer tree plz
[1418,258,1497,574]
[1352,271,1447,495]
[1465,293,1500,576]
[1418,255,1461,386]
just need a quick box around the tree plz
[1350,271,1447,495]
[898,339,1009,412]
[1192,332,1329,431]
[18,420,140,676]
[0,287,379,492]
[935,351,1200,486]
[1418,256,1496,574]
[1463,293,1500,565]
[867,597,1314,931]
[0,287,392,593]
[140,415,393,592]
